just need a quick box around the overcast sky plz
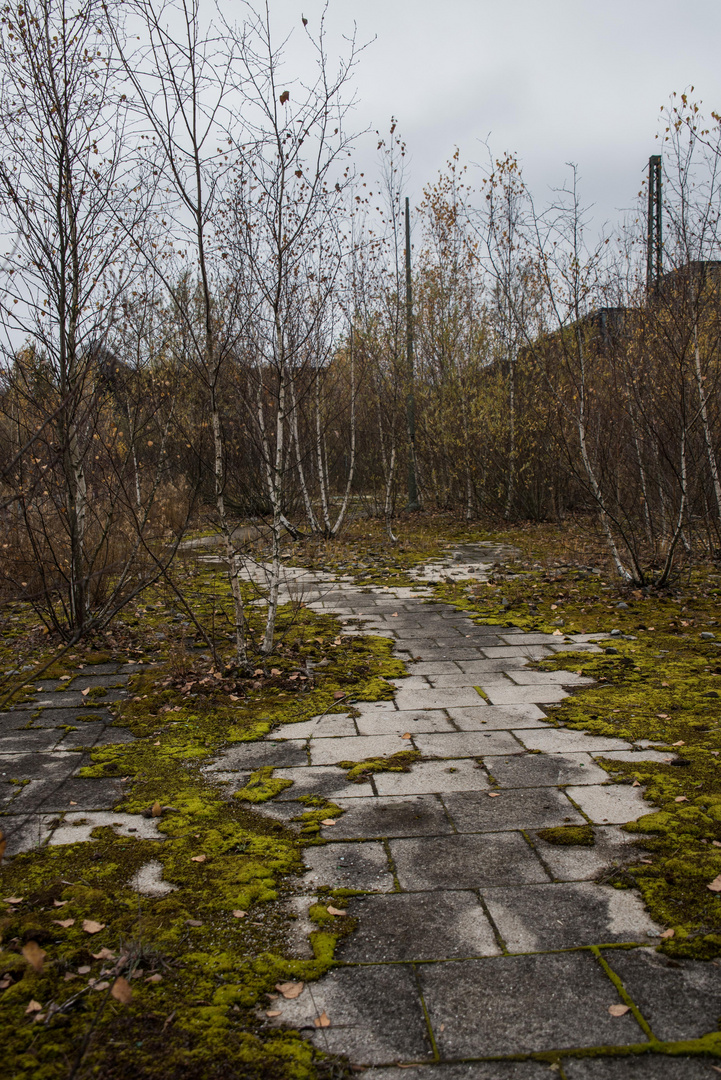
[246,0,721,237]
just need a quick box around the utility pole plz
[405,196,419,510]
[647,155,663,295]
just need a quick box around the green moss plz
[537,825,595,846]
[338,749,421,782]
[234,767,294,804]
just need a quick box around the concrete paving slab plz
[205,740,308,771]
[310,734,410,766]
[272,766,374,800]
[11,775,124,812]
[0,751,82,781]
[562,1054,719,1078]
[480,646,553,660]
[272,964,433,1064]
[424,673,492,687]
[603,947,721,1041]
[484,882,659,951]
[330,795,453,839]
[394,687,486,711]
[444,787,582,833]
[448,705,547,730]
[405,661,463,675]
[338,890,500,961]
[532,825,644,882]
[591,749,673,765]
[414,731,525,759]
[302,841,394,891]
[356,710,455,736]
[390,832,550,889]
[419,952,644,1057]
[508,670,594,686]
[2,814,56,855]
[275,715,358,739]
[518,730,632,754]
[456,658,534,673]
[366,1066,555,1080]
[483,684,568,706]
[487,752,608,788]
[0,729,62,752]
[48,810,162,845]
[565,784,650,825]
[374,759,490,796]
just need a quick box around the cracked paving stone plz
[602,947,721,1042]
[447,704,548,730]
[271,766,374,800]
[309,733,409,766]
[419,952,645,1057]
[302,841,394,891]
[394,687,487,711]
[518,730,632,754]
[443,787,583,833]
[533,825,643,881]
[565,783,650,825]
[338,890,500,961]
[390,832,549,889]
[10,775,124,812]
[356,710,455,736]
[275,714,358,739]
[481,684,569,706]
[329,794,454,839]
[483,882,660,951]
[271,964,433,1064]
[206,739,308,771]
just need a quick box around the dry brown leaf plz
[146,973,163,984]
[320,819,337,826]
[91,947,115,960]
[608,1004,630,1017]
[632,780,641,787]
[22,942,46,972]
[333,691,345,700]
[53,900,68,908]
[402,733,412,739]
[661,681,670,687]
[266,1009,282,1017]
[92,981,110,991]
[81,688,90,696]
[0,977,11,989]
[674,796,689,803]
[314,1011,331,1028]
[77,965,91,974]
[713,841,721,848]
[186,919,203,927]
[660,928,675,939]
[327,905,347,916]
[25,999,43,1014]
[708,874,721,892]
[82,920,105,934]
[4,896,23,904]
[270,668,282,677]
[275,981,304,999]
[191,854,207,863]
[151,801,162,818]
[232,910,246,918]
[487,792,501,798]
[111,976,133,1004]
[552,629,563,636]
[54,919,75,929]
[673,740,686,747]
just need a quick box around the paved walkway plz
[2,543,720,1077]
[215,546,721,1078]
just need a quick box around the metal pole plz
[405,196,419,510]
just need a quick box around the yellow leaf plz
[111,977,133,1004]
[275,981,304,999]
[22,941,46,972]
[314,1011,331,1028]
[82,920,105,934]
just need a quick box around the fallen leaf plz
[660,929,675,939]
[674,796,689,803]
[0,977,11,989]
[111,976,133,1004]
[276,981,304,999]
[229,695,240,701]
[327,906,347,916]
[25,1000,43,1015]
[632,780,641,787]
[82,920,105,934]
[552,629,563,636]
[314,1011,331,1028]
[402,733,412,739]
[186,919,203,927]
[63,973,76,982]
[22,942,46,972]
[488,792,501,798]
[661,681,670,687]
[232,910,246,918]
[92,981,110,991]
[77,965,91,975]
[53,900,68,908]
[266,1009,282,1017]
[333,691,346,700]
[146,973,163,983]
[151,801,162,817]
[391,612,398,617]
[713,841,721,848]
[4,896,23,904]
[191,855,207,863]
[673,741,685,747]
[608,1004,630,1017]
[320,819,337,826]
[656,713,669,719]
[271,668,282,677]
[91,947,115,960]
[54,919,75,929]
[709,875,721,892]
[279,90,290,104]
[440,1023,445,1032]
